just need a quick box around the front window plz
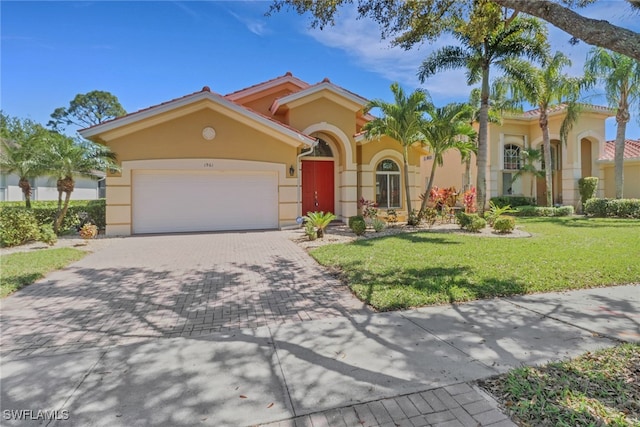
[376,159,401,208]
[503,144,521,170]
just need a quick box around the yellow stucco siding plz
[106,109,298,167]
[288,99,357,140]
[602,162,640,198]
[360,136,421,167]
[239,87,300,116]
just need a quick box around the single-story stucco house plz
[80,72,427,235]
[421,105,640,206]
[0,173,104,202]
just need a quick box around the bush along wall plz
[489,196,534,208]
[583,198,640,218]
[0,199,106,233]
[514,205,575,217]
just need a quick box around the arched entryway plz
[302,138,335,215]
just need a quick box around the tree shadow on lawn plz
[521,216,640,228]
[337,262,527,311]
[349,232,462,247]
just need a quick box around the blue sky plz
[2,1,639,140]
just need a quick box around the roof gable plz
[224,72,309,103]
[600,139,640,161]
[79,87,315,147]
[270,79,368,114]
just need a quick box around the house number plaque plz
[203,162,214,168]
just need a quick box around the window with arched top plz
[376,159,401,208]
[309,138,333,157]
[503,144,521,170]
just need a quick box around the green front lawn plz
[311,217,640,310]
[0,248,87,297]
[479,343,640,426]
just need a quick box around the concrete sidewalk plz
[1,284,637,426]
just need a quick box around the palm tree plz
[465,86,521,191]
[511,147,545,203]
[418,13,547,212]
[418,102,477,213]
[44,133,118,232]
[0,114,49,208]
[363,82,430,214]
[497,51,586,207]
[585,48,640,198]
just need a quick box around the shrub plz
[79,223,98,240]
[0,208,40,247]
[358,197,379,222]
[407,209,421,226]
[485,201,517,226]
[489,196,534,208]
[467,217,487,233]
[385,209,398,225]
[304,211,336,238]
[583,198,608,217]
[0,199,106,232]
[39,224,58,246]
[578,177,599,206]
[463,187,477,213]
[493,215,516,234]
[514,205,574,217]
[584,198,640,218]
[422,208,437,228]
[304,221,317,241]
[372,217,386,232]
[456,212,486,232]
[349,215,366,236]
[456,211,474,229]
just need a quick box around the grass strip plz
[1,248,87,297]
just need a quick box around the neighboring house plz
[0,173,104,202]
[421,105,639,206]
[79,73,427,235]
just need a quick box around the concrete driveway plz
[1,231,369,358]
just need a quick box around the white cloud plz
[305,7,477,102]
[227,10,270,36]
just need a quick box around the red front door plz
[302,160,334,216]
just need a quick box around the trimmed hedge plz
[0,208,40,247]
[578,177,598,206]
[489,196,534,208]
[583,198,640,218]
[0,199,106,231]
[493,215,516,234]
[514,205,575,217]
[456,212,486,232]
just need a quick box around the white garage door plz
[132,170,278,234]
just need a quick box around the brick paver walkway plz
[260,383,515,427]
[0,232,368,358]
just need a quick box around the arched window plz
[376,160,401,208]
[503,144,521,170]
[309,138,333,157]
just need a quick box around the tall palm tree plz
[0,114,49,208]
[465,86,521,190]
[497,51,586,207]
[363,82,430,214]
[585,48,640,198]
[418,102,477,213]
[44,133,118,232]
[418,13,547,212]
[511,147,545,203]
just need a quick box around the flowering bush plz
[79,223,98,240]
[429,186,458,210]
[358,197,379,221]
[463,187,477,213]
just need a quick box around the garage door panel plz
[132,171,278,234]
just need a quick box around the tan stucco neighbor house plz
[80,73,426,235]
[421,105,639,207]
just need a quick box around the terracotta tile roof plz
[224,71,310,100]
[600,139,640,160]
[509,103,615,120]
[80,86,315,144]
